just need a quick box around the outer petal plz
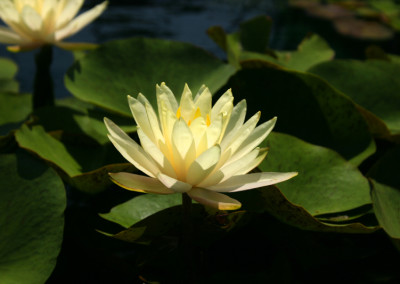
[188,187,241,210]
[55,1,107,41]
[127,95,156,142]
[109,172,174,194]
[157,173,192,193]
[211,89,233,120]
[55,0,84,29]
[0,26,25,44]
[104,117,159,177]
[227,117,276,164]
[179,83,195,121]
[193,85,211,116]
[221,99,246,143]
[206,172,298,192]
[156,82,179,113]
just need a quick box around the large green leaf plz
[369,146,400,239]
[259,132,371,216]
[235,185,377,233]
[226,64,375,165]
[309,60,400,136]
[15,124,136,193]
[100,193,182,229]
[0,151,65,284]
[240,34,334,72]
[65,37,236,116]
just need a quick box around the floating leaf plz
[0,57,19,93]
[369,146,400,239]
[309,60,400,136]
[259,132,371,216]
[227,64,375,165]
[236,185,377,233]
[100,194,182,229]
[15,124,136,193]
[65,37,235,116]
[0,92,31,138]
[0,151,65,284]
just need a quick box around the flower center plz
[176,107,211,126]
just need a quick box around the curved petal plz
[188,187,241,210]
[104,117,159,177]
[127,95,156,143]
[187,145,221,185]
[211,89,233,120]
[55,0,84,29]
[0,26,25,44]
[227,116,276,164]
[157,173,192,193]
[206,172,298,192]
[55,1,107,41]
[193,85,211,117]
[222,99,247,142]
[109,172,174,194]
[179,83,195,121]
[156,82,179,113]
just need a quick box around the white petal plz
[211,89,233,119]
[193,85,212,118]
[188,187,241,210]
[0,1,19,23]
[206,172,298,192]
[137,128,177,179]
[55,1,107,41]
[104,117,159,178]
[228,117,276,164]
[157,173,192,193]
[21,5,43,33]
[127,95,156,142]
[205,112,223,148]
[179,83,195,121]
[222,99,247,143]
[156,82,178,114]
[109,172,174,194]
[55,0,84,29]
[187,145,221,185]
[0,26,25,44]
[171,119,196,178]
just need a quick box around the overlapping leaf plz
[226,64,375,165]
[65,37,236,116]
[0,152,65,284]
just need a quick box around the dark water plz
[0,0,397,98]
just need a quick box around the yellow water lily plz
[104,83,297,210]
[0,0,108,51]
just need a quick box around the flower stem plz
[180,193,194,282]
[33,45,54,110]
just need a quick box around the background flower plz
[0,0,108,51]
[105,83,297,210]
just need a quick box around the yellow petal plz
[179,83,195,122]
[186,145,221,185]
[157,173,192,193]
[55,0,84,29]
[228,116,276,164]
[109,172,174,194]
[104,117,159,178]
[156,82,178,114]
[193,85,212,118]
[188,188,241,210]
[222,99,247,143]
[127,95,156,143]
[205,113,223,148]
[206,172,298,193]
[211,89,233,119]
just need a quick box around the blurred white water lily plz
[104,83,297,210]
[0,0,107,51]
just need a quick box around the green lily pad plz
[309,60,400,136]
[259,132,371,216]
[0,57,19,93]
[65,37,236,116]
[100,193,183,229]
[240,34,335,72]
[15,124,136,193]
[369,146,400,239]
[227,64,375,165]
[0,151,65,284]
[236,185,377,233]
[0,92,32,137]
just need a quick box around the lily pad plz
[0,92,32,137]
[0,151,65,284]
[100,193,183,229]
[226,64,375,165]
[369,146,400,239]
[236,185,377,233]
[309,60,400,136]
[259,132,371,216]
[0,57,19,93]
[65,37,235,116]
[15,124,136,193]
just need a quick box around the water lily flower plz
[104,83,297,210]
[0,0,108,52]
